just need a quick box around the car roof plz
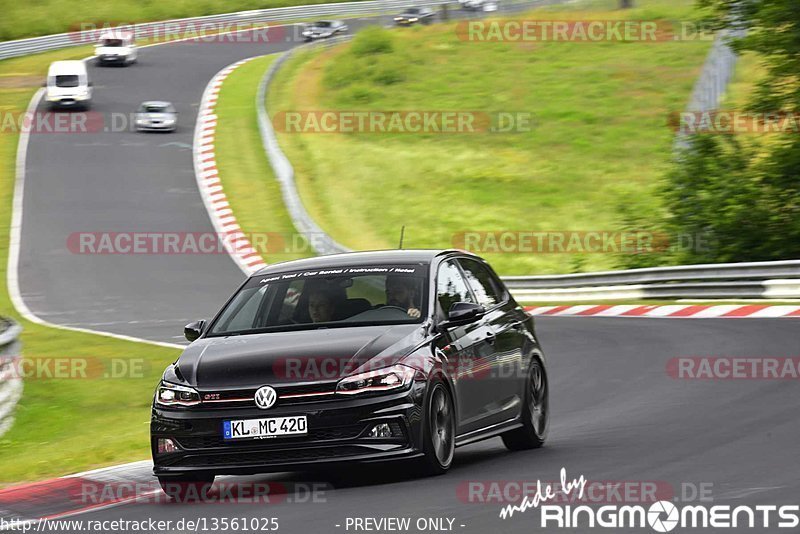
[253,249,477,275]
[140,101,173,108]
[47,61,87,76]
[99,30,132,40]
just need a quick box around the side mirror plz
[184,320,206,342]
[88,81,94,87]
[440,302,484,329]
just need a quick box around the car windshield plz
[140,104,173,113]
[405,8,420,13]
[315,21,332,27]
[101,38,124,47]
[208,265,429,336]
[54,75,80,88]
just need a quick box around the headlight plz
[336,364,417,395]
[409,17,418,22]
[155,382,201,407]
[394,17,402,20]
[163,119,175,125]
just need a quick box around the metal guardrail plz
[0,0,453,61]
[0,318,23,438]
[257,36,354,256]
[674,28,745,149]
[503,260,800,302]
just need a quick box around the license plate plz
[223,415,307,440]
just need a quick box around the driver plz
[384,275,421,318]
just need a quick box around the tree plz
[657,0,800,264]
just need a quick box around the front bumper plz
[151,381,426,477]
[46,97,90,109]
[97,55,129,64]
[136,123,176,132]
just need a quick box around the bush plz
[350,26,394,56]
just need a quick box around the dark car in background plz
[151,250,549,495]
[301,20,348,41]
[394,7,435,25]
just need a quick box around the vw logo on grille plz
[254,386,277,409]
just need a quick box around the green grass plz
[268,0,714,275]
[0,0,370,41]
[213,55,312,265]
[0,49,180,485]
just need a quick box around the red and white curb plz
[525,304,800,319]
[194,57,267,276]
[0,461,156,525]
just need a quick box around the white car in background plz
[95,30,138,66]
[460,0,496,10]
[44,61,92,110]
[301,20,348,41]
[135,101,177,132]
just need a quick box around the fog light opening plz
[158,438,179,454]
[368,423,393,438]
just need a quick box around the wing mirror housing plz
[439,302,485,330]
[184,320,206,342]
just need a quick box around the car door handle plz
[485,331,496,345]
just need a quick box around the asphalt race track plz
[16,11,514,346]
[47,317,800,533]
[17,19,388,345]
[11,8,800,534]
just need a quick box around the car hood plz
[174,324,427,389]
[138,113,175,121]
[307,26,333,33]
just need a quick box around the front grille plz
[199,383,337,409]
[176,424,365,449]
[175,446,367,467]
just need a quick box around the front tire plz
[418,381,455,476]
[502,358,548,450]
[158,474,215,502]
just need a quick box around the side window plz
[436,260,475,318]
[458,258,506,308]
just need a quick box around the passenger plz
[385,276,421,318]
[306,285,343,323]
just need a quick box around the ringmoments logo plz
[498,468,799,531]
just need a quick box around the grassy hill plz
[268,0,714,274]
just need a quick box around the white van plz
[45,61,92,110]
[94,30,138,66]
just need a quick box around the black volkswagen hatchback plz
[151,250,548,491]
